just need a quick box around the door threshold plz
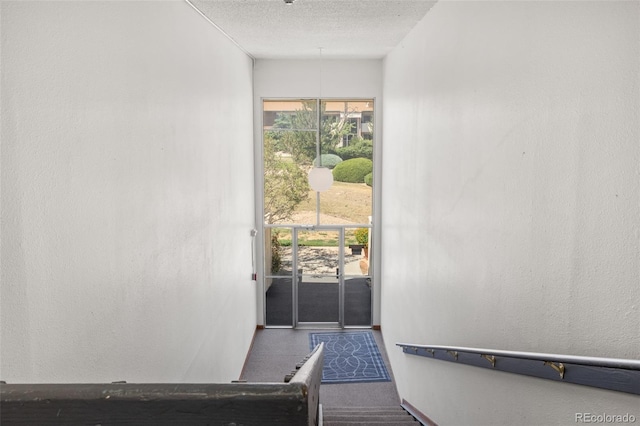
[295,322,342,329]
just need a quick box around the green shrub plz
[313,153,343,169]
[332,158,373,183]
[335,138,373,161]
[364,172,373,187]
[354,228,369,247]
[271,232,282,273]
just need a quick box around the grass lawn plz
[296,181,372,224]
[274,231,361,247]
[273,181,372,246]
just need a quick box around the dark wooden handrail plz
[289,341,324,426]
[0,342,325,425]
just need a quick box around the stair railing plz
[396,343,640,395]
[0,342,325,425]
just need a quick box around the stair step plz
[323,422,417,426]
[324,415,416,421]
[325,408,407,415]
[324,412,414,417]
[324,406,408,412]
[322,417,420,426]
[323,418,417,423]
[322,406,418,425]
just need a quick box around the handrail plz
[397,344,640,370]
[0,343,325,426]
[290,342,324,426]
[396,343,640,395]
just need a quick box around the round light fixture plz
[308,167,333,192]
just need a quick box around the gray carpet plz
[240,329,401,408]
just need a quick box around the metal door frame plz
[263,224,372,329]
[260,97,377,329]
[293,226,345,328]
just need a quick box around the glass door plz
[295,228,342,326]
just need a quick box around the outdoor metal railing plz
[396,343,640,395]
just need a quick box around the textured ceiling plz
[188,0,437,59]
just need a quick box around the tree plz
[263,134,310,224]
[320,101,356,154]
[335,137,373,160]
[270,101,356,166]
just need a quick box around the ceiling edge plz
[185,0,256,60]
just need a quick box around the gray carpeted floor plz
[240,328,401,408]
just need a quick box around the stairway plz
[322,406,419,425]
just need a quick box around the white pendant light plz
[308,167,333,192]
[307,46,333,193]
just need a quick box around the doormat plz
[309,331,391,384]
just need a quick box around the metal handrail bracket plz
[396,343,640,395]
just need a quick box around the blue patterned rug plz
[309,331,391,384]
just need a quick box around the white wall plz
[381,1,639,424]
[253,59,383,325]
[1,1,256,383]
